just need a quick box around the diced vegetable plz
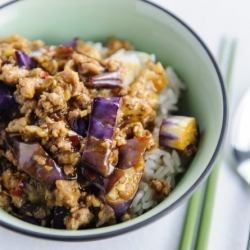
[101,168,142,217]
[29,48,47,58]
[56,46,74,58]
[81,97,121,177]
[143,61,168,93]
[0,84,17,114]
[71,117,86,136]
[15,50,32,69]
[69,135,80,147]
[116,137,149,170]
[78,165,108,192]
[52,206,70,229]
[121,96,155,128]
[22,216,39,225]
[96,204,115,227]
[62,37,78,48]
[13,141,72,188]
[159,116,198,151]
[86,71,122,88]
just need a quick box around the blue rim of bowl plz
[0,0,228,241]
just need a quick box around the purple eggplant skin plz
[0,106,22,130]
[4,132,22,149]
[12,141,71,188]
[62,37,78,48]
[106,198,133,218]
[86,71,122,89]
[22,216,39,225]
[15,50,32,69]
[71,117,86,136]
[102,168,141,217]
[81,97,121,177]
[88,97,121,140]
[0,84,17,114]
[78,165,109,192]
[116,137,150,170]
[52,206,70,229]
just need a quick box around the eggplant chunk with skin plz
[101,137,150,217]
[52,206,70,229]
[159,115,198,154]
[102,167,142,217]
[80,137,149,217]
[116,136,150,171]
[0,83,17,115]
[81,97,121,177]
[15,50,32,69]
[13,141,71,188]
[85,71,122,88]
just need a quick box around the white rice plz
[130,66,186,217]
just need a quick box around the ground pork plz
[0,193,12,211]
[4,149,18,167]
[54,180,80,208]
[18,77,44,99]
[35,86,67,118]
[64,207,94,230]
[6,116,28,133]
[57,68,84,96]
[121,95,156,129]
[0,64,29,85]
[20,99,37,114]
[150,180,171,200]
[72,52,104,75]
[2,169,21,191]
[105,37,132,56]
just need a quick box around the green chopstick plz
[179,38,237,250]
[179,185,203,250]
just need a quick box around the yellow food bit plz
[160,116,198,151]
[76,39,101,60]
[4,48,15,57]
[129,80,159,108]
[144,61,168,93]
[64,90,71,101]
[80,110,88,117]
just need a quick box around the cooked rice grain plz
[131,67,185,217]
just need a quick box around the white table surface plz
[1,0,250,249]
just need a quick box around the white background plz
[1,0,250,249]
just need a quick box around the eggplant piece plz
[96,204,115,227]
[86,71,122,88]
[15,50,32,69]
[80,166,141,217]
[22,216,39,225]
[0,84,17,114]
[81,97,121,177]
[79,165,108,192]
[80,167,141,217]
[52,206,70,229]
[101,167,142,217]
[159,115,198,151]
[71,117,86,136]
[29,48,47,58]
[62,37,78,48]
[13,141,70,188]
[116,137,150,170]
[0,106,22,131]
[5,132,22,149]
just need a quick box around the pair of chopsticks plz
[179,38,237,250]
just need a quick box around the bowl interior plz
[0,0,226,239]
